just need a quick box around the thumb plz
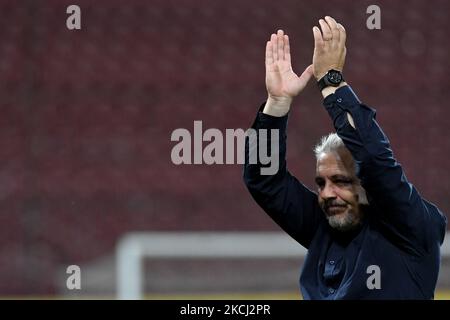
[297,64,314,88]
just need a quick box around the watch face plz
[327,70,342,85]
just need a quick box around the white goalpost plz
[116,232,307,300]
[116,231,450,300]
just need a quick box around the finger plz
[337,23,346,48]
[271,33,278,61]
[319,19,332,41]
[265,41,274,66]
[312,26,324,49]
[325,16,340,42]
[284,34,291,64]
[296,64,314,91]
[299,64,314,83]
[277,29,284,60]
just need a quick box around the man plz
[243,16,447,299]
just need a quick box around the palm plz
[266,61,303,97]
[265,30,313,100]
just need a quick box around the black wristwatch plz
[317,69,344,91]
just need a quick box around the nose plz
[320,181,337,200]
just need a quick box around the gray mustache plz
[324,200,347,209]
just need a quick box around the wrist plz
[321,81,347,98]
[262,96,292,117]
[314,67,343,81]
[314,71,327,81]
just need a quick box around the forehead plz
[316,150,355,177]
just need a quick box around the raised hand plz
[263,29,313,117]
[312,16,347,80]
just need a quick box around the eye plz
[315,178,325,189]
[334,178,353,186]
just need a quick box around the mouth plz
[326,205,347,216]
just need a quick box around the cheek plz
[317,196,325,207]
[335,189,359,205]
[317,196,330,212]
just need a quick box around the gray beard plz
[326,210,361,232]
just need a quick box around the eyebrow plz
[315,174,353,182]
[330,174,352,180]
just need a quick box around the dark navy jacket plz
[243,86,447,299]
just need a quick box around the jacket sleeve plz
[243,104,323,248]
[323,86,447,256]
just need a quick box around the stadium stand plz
[0,0,448,297]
